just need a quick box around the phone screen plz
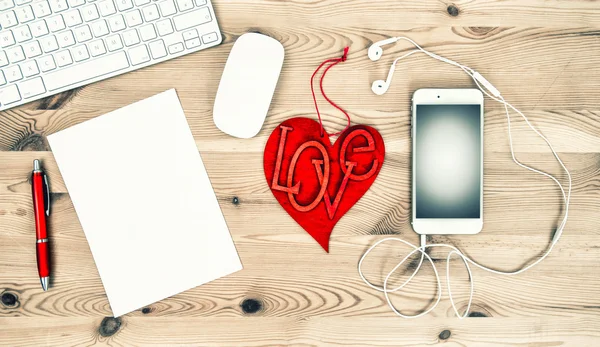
[415,104,482,219]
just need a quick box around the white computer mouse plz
[213,33,285,138]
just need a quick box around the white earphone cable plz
[359,37,571,318]
[392,37,475,74]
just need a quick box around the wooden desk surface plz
[1,0,600,345]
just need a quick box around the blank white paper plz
[48,89,242,317]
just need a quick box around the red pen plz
[32,159,50,291]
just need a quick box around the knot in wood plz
[447,4,459,17]
[439,329,451,340]
[99,317,122,337]
[241,298,262,314]
[1,292,17,307]
[11,133,49,151]
[468,311,488,317]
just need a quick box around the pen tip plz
[34,159,41,171]
[40,277,49,291]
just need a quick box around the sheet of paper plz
[48,89,242,317]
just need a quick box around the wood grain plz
[2,0,600,345]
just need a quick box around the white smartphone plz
[411,88,484,235]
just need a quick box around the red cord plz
[310,47,350,137]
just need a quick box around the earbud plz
[371,65,395,95]
[368,45,383,61]
[368,37,399,61]
[369,37,400,95]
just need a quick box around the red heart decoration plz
[264,117,385,252]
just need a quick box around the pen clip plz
[43,173,50,216]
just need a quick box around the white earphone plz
[369,36,502,98]
[367,37,399,61]
[360,36,572,318]
[371,65,395,95]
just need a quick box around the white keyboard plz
[0,0,222,110]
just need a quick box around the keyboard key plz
[0,31,16,48]
[185,37,200,49]
[91,19,109,37]
[71,44,90,61]
[148,39,166,59]
[14,25,33,42]
[173,7,211,31]
[82,4,100,21]
[0,0,15,11]
[128,44,149,65]
[19,76,46,98]
[158,0,175,16]
[167,42,183,54]
[57,30,76,47]
[23,41,43,57]
[0,84,21,105]
[107,14,126,31]
[0,72,5,85]
[176,0,193,12]
[0,11,18,29]
[98,0,116,16]
[20,60,39,77]
[133,0,149,6]
[124,9,142,27]
[40,35,59,52]
[67,0,85,7]
[182,29,197,41]
[156,19,173,36]
[115,0,132,11]
[122,29,139,46]
[54,50,73,66]
[65,9,84,27]
[194,0,206,6]
[15,0,32,5]
[47,15,67,32]
[37,55,56,71]
[88,39,106,56]
[139,24,156,41]
[30,20,50,37]
[32,1,52,17]
[44,51,129,90]
[7,46,26,63]
[104,34,122,51]
[5,65,23,82]
[202,31,218,44]
[15,5,35,23]
[74,25,93,42]
[142,4,159,21]
[49,0,68,12]
[0,52,8,67]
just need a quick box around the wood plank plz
[1,250,599,318]
[2,189,589,242]
[1,317,599,346]
[2,106,600,154]
[1,27,600,117]
[0,151,588,236]
[1,227,599,318]
[212,0,600,28]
